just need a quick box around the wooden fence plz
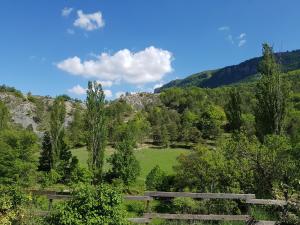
[27,189,288,224]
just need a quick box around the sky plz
[0,0,300,100]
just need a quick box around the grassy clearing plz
[71,146,189,182]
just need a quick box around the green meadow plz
[71,146,189,182]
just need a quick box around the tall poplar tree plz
[85,81,107,182]
[50,97,66,169]
[255,43,290,139]
[225,88,242,131]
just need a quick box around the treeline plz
[0,44,299,224]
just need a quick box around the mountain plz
[155,49,300,92]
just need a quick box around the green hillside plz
[155,49,300,92]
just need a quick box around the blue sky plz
[0,0,300,99]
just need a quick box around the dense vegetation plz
[0,44,299,224]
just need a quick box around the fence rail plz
[27,189,284,224]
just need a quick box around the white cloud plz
[238,33,246,39]
[68,85,86,95]
[57,46,173,84]
[153,82,164,90]
[104,89,112,98]
[62,7,73,17]
[74,10,105,31]
[218,26,230,31]
[115,91,126,98]
[96,80,113,87]
[238,39,247,47]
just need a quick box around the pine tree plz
[38,131,52,172]
[255,44,290,139]
[85,81,107,182]
[225,88,242,131]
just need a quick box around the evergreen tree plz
[225,88,242,131]
[85,81,107,182]
[255,43,290,138]
[50,97,66,169]
[38,131,52,172]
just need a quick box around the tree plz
[146,165,166,190]
[0,129,38,186]
[67,104,85,148]
[108,126,140,185]
[47,184,129,225]
[85,81,107,182]
[225,88,242,131]
[255,43,290,138]
[0,101,9,130]
[38,131,52,172]
[50,97,66,169]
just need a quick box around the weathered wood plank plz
[47,194,72,200]
[128,218,151,223]
[124,195,153,201]
[26,189,57,195]
[255,221,276,225]
[246,198,287,206]
[145,191,255,200]
[144,213,250,221]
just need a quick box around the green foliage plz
[38,131,52,172]
[108,130,140,185]
[0,84,24,98]
[157,49,300,91]
[46,183,129,225]
[67,104,85,148]
[85,81,107,182]
[0,128,38,186]
[225,88,242,131]
[146,165,166,190]
[50,97,66,169]
[0,185,33,225]
[255,43,290,138]
[0,100,10,130]
[197,104,225,139]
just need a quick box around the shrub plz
[46,183,129,225]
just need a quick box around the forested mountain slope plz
[155,49,300,92]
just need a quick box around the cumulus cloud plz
[238,39,247,47]
[62,7,73,17]
[104,89,112,98]
[74,10,105,31]
[57,46,173,84]
[153,82,164,90]
[218,26,230,31]
[97,80,113,87]
[238,33,246,39]
[68,85,86,95]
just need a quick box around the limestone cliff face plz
[0,92,82,136]
[119,92,160,110]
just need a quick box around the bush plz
[46,183,129,225]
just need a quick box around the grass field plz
[71,146,189,182]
